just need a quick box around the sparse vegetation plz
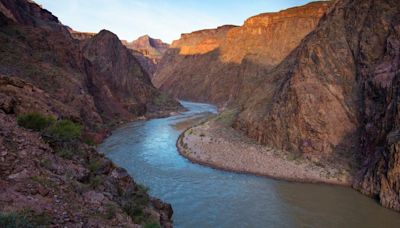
[144,221,161,228]
[154,93,172,106]
[17,113,55,131]
[214,108,239,126]
[122,184,151,224]
[0,209,52,228]
[83,137,97,146]
[105,204,116,220]
[88,159,103,173]
[0,213,33,228]
[89,175,104,189]
[43,119,82,143]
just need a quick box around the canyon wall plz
[123,35,169,77]
[154,0,400,211]
[0,0,180,130]
[153,1,332,105]
[233,0,400,211]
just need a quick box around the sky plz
[34,0,317,43]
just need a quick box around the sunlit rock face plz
[122,35,169,77]
[153,1,331,105]
[232,0,400,211]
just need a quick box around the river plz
[98,101,400,228]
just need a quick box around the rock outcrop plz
[123,35,169,77]
[153,1,331,105]
[83,30,176,122]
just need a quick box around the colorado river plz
[99,101,400,227]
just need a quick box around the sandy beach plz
[177,116,353,186]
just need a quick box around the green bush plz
[43,119,82,142]
[0,213,33,228]
[122,184,151,224]
[144,222,161,228]
[89,175,104,188]
[17,113,55,131]
[105,204,116,220]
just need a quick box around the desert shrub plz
[88,159,102,173]
[20,209,52,227]
[144,222,161,228]
[153,93,169,106]
[43,119,82,142]
[89,175,104,189]
[17,113,55,131]
[83,137,97,146]
[122,184,151,224]
[105,204,116,220]
[57,147,75,159]
[0,213,33,228]
[0,209,51,228]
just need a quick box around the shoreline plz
[176,118,353,187]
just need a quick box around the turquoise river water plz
[99,101,400,228]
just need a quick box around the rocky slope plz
[0,0,177,226]
[232,0,400,211]
[153,1,331,105]
[0,107,172,227]
[123,35,169,77]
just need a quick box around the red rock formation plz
[233,0,400,211]
[123,35,169,77]
[0,0,180,129]
[83,30,167,121]
[153,2,331,105]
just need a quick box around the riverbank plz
[177,111,353,186]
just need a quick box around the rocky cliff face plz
[0,0,180,128]
[232,0,400,211]
[123,35,169,77]
[0,0,176,226]
[83,30,166,122]
[153,2,331,105]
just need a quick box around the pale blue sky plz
[35,0,318,43]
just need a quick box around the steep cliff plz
[123,35,169,77]
[83,30,167,122]
[232,0,400,211]
[153,2,331,105]
[0,0,180,128]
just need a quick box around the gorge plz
[1,0,400,227]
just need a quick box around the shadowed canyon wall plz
[0,0,180,131]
